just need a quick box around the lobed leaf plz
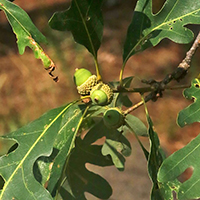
[102,133,131,171]
[0,0,57,80]
[0,102,85,200]
[49,0,104,58]
[64,137,113,199]
[177,78,200,127]
[83,120,131,171]
[47,104,87,195]
[123,0,200,64]
[158,134,200,200]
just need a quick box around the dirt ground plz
[0,0,200,199]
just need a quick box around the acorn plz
[90,83,113,106]
[103,107,125,129]
[73,68,97,95]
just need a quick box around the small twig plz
[124,100,144,115]
[123,32,200,115]
[161,31,200,86]
[113,84,190,94]
[178,31,200,71]
[164,84,190,90]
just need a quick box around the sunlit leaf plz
[0,102,83,200]
[49,0,104,58]
[0,0,58,81]
[177,78,200,127]
[47,104,88,195]
[158,134,200,200]
[123,0,200,64]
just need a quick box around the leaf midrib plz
[0,2,31,38]
[158,135,200,182]
[0,103,74,199]
[74,0,97,58]
[123,5,200,64]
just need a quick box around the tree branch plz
[123,31,200,114]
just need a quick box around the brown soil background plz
[0,0,200,199]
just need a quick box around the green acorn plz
[90,83,113,106]
[73,68,97,95]
[103,107,125,129]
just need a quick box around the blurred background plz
[0,0,200,199]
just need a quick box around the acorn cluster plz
[74,68,125,129]
[74,68,113,106]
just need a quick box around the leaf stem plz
[123,84,190,115]
[119,63,126,86]
[178,31,200,71]
[94,57,102,81]
[124,100,144,115]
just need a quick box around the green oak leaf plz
[145,107,166,200]
[158,134,200,200]
[49,0,104,58]
[47,104,87,195]
[109,77,134,108]
[0,102,85,200]
[83,120,131,171]
[125,114,148,137]
[0,0,56,72]
[64,137,113,199]
[102,132,132,171]
[33,150,58,187]
[178,78,200,127]
[123,0,200,64]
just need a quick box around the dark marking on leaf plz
[195,83,200,88]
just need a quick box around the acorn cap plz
[90,83,113,105]
[77,75,97,95]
